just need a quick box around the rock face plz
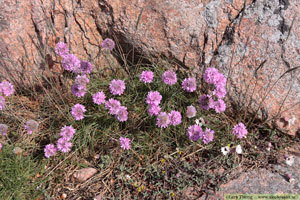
[0,0,299,135]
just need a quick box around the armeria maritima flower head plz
[25,120,39,134]
[44,144,57,158]
[57,138,72,153]
[92,91,106,105]
[186,105,197,118]
[79,61,93,74]
[0,80,14,96]
[109,79,126,96]
[168,110,182,126]
[62,54,80,72]
[120,137,131,150]
[187,125,203,141]
[202,128,214,144]
[0,124,8,136]
[182,77,196,92]
[105,98,121,115]
[60,125,76,141]
[116,106,128,122]
[156,112,170,128]
[55,42,69,56]
[148,104,161,116]
[71,104,86,120]
[162,70,177,85]
[146,91,162,106]
[101,38,115,51]
[71,83,86,98]
[140,70,154,83]
[232,122,248,139]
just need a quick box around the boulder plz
[0,0,299,135]
[95,0,300,136]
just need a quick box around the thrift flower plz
[213,86,227,99]
[109,79,126,96]
[44,144,57,158]
[146,91,162,106]
[186,105,196,118]
[232,123,248,139]
[101,38,115,51]
[55,42,69,56]
[71,83,86,97]
[140,71,154,83]
[60,125,76,141]
[24,120,39,134]
[156,112,170,128]
[182,77,196,92]
[71,104,86,120]
[57,138,72,153]
[203,67,219,85]
[168,110,182,126]
[162,70,177,85]
[0,124,8,135]
[213,99,226,113]
[74,74,89,86]
[92,91,106,105]
[0,96,5,110]
[62,54,80,72]
[187,125,203,141]
[202,128,214,144]
[0,80,14,96]
[119,137,131,150]
[116,106,128,122]
[79,61,93,74]
[199,94,214,110]
[235,145,243,154]
[0,143,2,150]
[214,73,226,88]
[105,99,121,115]
[221,146,230,155]
[148,104,161,116]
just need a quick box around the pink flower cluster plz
[105,99,128,122]
[55,42,93,74]
[182,77,196,92]
[199,68,227,113]
[156,110,182,128]
[186,124,215,144]
[92,91,106,105]
[146,91,162,116]
[71,104,86,120]
[140,71,154,83]
[120,137,131,150]
[0,80,14,111]
[44,125,76,158]
[0,124,8,136]
[24,120,39,134]
[162,70,177,85]
[186,105,197,118]
[109,79,126,96]
[72,75,90,98]
[232,122,248,139]
[101,38,115,51]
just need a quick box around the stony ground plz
[198,145,300,199]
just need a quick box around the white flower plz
[236,145,242,154]
[125,174,131,180]
[266,142,272,152]
[195,117,205,126]
[221,146,230,155]
[285,156,295,166]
